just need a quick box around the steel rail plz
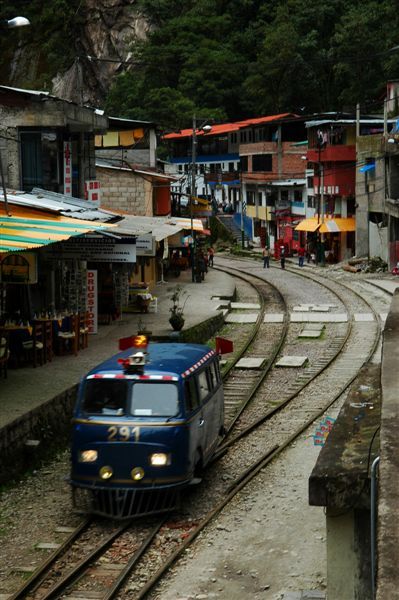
[130,262,383,600]
[214,266,289,436]
[8,518,91,600]
[38,520,134,600]
[214,261,353,449]
[9,261,385,600]
[102,519,165,600]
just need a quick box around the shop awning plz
[295,218,322,232]
[295,217,356,233]
[319,217,356,233]
[0,205,113,253]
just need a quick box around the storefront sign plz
[46,237,137,263]
[275,198,291,216]
[85,180,101,203]
[63,141,72,196]
[136,234,156,256]
[0,252,38,284]
[87,270,98,334]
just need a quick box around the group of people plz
[194,246,215,282]
[262,245,307,269]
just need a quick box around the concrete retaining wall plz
[0,385,78,484]
[376,289,399,599]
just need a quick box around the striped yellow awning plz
[295,217,355,233]
[0,205,113,253]
[319,217,356,233]
[295,218,322,232]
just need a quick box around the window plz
[130,383,179,417]
[83,380,128,415]
[294,190,303,203]
[228,162,235,172]
[184,377,199,412]
[214,360,221,382]
[197,370,210,401]
[252,154,272,172]
[246,190,256,206]
[20,131,60,192]
[240,131,247,143]
[240,156,248,172]
[307,196,316,208]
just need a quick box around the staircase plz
[216,214,251,247]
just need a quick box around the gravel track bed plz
[0,261,386,600]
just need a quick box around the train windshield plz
[130,382,179,417]
[83,379,128,415]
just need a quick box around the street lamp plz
[1,16,30,29]
[190,116,212,282]
[0,16,30,215]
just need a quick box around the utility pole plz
[320,162,325,266]
[191,115,197,282]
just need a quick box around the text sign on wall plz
[63,141,72,196]
[46,237,137,263]
[87,270,98,334]
[136,235,156,256]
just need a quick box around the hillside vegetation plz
[1,0,399,129]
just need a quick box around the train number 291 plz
[107,426,140,442]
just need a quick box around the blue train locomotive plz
[70,337,224,519]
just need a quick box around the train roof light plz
[118,349,148,373]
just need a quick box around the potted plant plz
[169,285,188,331]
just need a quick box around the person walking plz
[262,246,270,268]
[208,246,214,267]
[298,245,305,267]
[280,245,286,269]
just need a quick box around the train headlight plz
[149,453,170,466]
[131,467,145,481]
[99,466,113,480]
[79,449,98,463]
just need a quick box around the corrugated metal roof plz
[111,215,206,241]
[305,119,391,128]
[0,204,113,253]
[1,188,118,222]
[95,160,178,180]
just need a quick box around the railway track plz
[6,259,387,600]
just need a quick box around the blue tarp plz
[359,162,375,173]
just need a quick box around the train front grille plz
[73,486,181,519]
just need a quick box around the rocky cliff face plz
[7,0,150,108]
[53,0,150,106]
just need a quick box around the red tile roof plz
[163,113,298,140]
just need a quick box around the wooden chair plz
[56,314,79,356]
[0,330,10,378]
[78,312,89,350]
[22,322,45,367]
[44,320,53,363]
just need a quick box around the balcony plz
[307,145,356,163]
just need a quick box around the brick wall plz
[96,166,153,215]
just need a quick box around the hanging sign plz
[45,237,137,263]
[87,270,98,334]
[63,141,72,196]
